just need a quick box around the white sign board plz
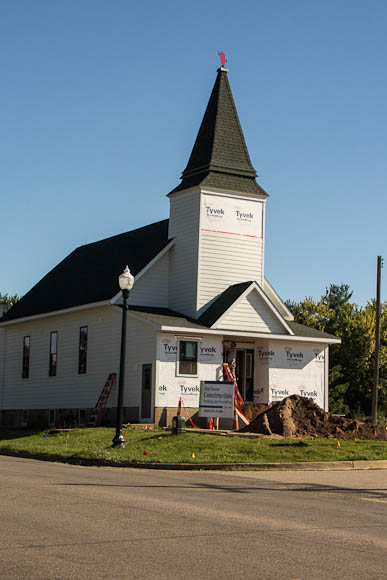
[198,381,234,418]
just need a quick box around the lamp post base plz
[112,431,126,448]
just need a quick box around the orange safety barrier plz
[180,397,197,428]
[207,416,215,430]
[233,407,239,431]
[223,363,244,408]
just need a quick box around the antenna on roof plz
[218,50,227,68]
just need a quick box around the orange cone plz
[233,407,239,431]
[336,440,340,447]
[207,416,214,430]
[177,397,182,417]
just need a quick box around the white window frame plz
[176,337,201,378]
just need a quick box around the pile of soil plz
[239,395,387,440]
[241,403,269,421]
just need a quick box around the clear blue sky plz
[1,0,386,306]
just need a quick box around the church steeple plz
[170,66,267,196]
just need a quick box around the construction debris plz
[239,395,387,440]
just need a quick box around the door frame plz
[140,362,154,423]
[224,347,255,403]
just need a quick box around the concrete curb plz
[1,450,387,471]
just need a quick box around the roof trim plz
[0,300,112,326]
[263,277,294,321]
[159,325,341,343]
[168,184,268,200]
[200,188,268,201]
[212,282,295,335]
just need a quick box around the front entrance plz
[141,364,153,421]
[224,347,254,402]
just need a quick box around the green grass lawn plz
[0,427,386,466]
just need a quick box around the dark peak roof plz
[1,220,170,323]
[169,68,267,196]
[198,281,254,327]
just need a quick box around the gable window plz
[178,340,198,375]
[78,326,88,374]
[22,336,30,379]
[49,331,58,377]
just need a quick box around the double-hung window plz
[178,340,198,375]
[78,326,88,374]
[22,336,30,378]
[49,331,58,376]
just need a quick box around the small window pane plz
[78,326,88,374]
[179,341,198,375]
[22,336,30,379]
[49,331,58,377]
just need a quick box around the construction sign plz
[198,381,234,418]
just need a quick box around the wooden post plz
[371,256,383,424]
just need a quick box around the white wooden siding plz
[168,191,200,317]
[198,231,263,312]
[0,307,119,410]
[110,309,157,409]
[128,251,169,308]
[197,193,265,314]
[0,307,157,412]
[215,290,286,333]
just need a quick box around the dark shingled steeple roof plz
[170,67,267,196]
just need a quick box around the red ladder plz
[223,362,244,408]
[90,373,117,426]
[223,363,250,427]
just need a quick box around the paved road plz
[1,456,386,580]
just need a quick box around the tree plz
[287,285,387,417]
[0,292,20,310]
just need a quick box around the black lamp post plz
[112,265,134,448]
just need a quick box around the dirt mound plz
[239,395,387,440]
[241,403,269,421]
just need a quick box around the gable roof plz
[197,281,253,327]
[169,68,267,197]
[197,281,293,333]
[287,321,339,341]
[128,306,209,330]
[129,305,340,342]
[1,220,170,323]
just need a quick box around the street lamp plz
[112,265,134,448]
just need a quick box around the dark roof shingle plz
[198,281,253,327]
[287,321,340,341]
[1,220,170,323]
[128,306,209,330]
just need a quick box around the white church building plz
[0,64,339,428]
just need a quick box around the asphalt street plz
[0,456,386,580]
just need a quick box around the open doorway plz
[224,347,254,402]
[141,363,153,422]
